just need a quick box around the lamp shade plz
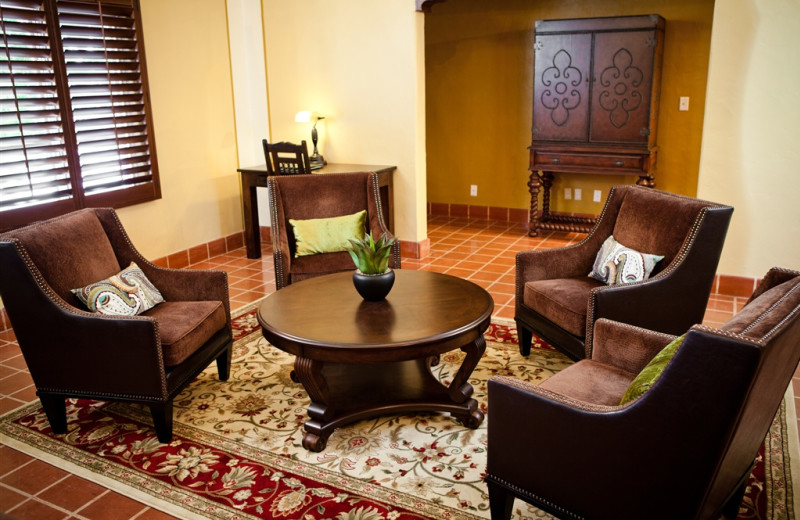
[294,110,312,123]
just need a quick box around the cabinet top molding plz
[535,14,665,34]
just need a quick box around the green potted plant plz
[347,232,398,301]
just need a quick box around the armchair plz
[516,185,733,360]
[487,267,800,520]
[268,172,400,289]
[0,208,233,442]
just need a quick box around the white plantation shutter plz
[0,0,159,230]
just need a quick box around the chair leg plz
[486,480,515,520]
[516,321,533,356]
[39,395,67,434]
[216,343,232,381]
[150,401,174,443]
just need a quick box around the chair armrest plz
[486,330,760,518]
[590,318,677,374]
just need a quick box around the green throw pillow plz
[290,210,366,257]
[619,334,685,405]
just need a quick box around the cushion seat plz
[540,359,636,406]
[143,301,227,366]
[525,277,604,337]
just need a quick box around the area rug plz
[0,303,797,520]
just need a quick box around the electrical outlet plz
[564,188,572,200]
[470,184,478,197]
[679,96,690,111]
[593,189,602,202]
[574,188,582,201]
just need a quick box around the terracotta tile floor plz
[0,215,798,519]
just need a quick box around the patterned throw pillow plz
[589,235,664,285]
[619,334,685,405]
[71,262,165,316]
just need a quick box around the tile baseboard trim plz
[0,224,761,333]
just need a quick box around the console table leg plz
[527,171,543,237]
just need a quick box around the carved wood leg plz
[448,335,486,428]
[527,170,542,236]
[293,357,333,452]
[636,175,655,188]
[541,171,554,223]
[39,394,67,434]
[150,401,174,443]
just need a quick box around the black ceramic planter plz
[352,269,395,301]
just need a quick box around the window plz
[0,0,159,231]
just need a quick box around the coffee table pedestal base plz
[295,340,486,452]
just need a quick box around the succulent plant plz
[346,232,398,275]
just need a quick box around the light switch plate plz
[679,96,690,111]
[574,188,582,201]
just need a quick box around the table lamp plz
[295,110,326,166]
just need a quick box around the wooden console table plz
[238,163,395,259]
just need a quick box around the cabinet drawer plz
[532,151,645,173]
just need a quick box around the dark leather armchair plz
[268,172,400,289]
[0,208,233,442]
[516,185,733,360]
[488,267,800,520]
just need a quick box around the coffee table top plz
[257,270,493,359]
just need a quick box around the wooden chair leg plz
[39,394,67,434]
[150,401,174,443]
[216,343,232,381]
[487,480,515,520]
[516,321,533,356]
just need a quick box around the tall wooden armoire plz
[527,15,665,236]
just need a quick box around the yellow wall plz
[425,0,714,215]
[114,0,241,259]
[697,0,800,278]
[262,0,428,244]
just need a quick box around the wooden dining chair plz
[262,139,312,175]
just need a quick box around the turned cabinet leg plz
[527,171,542,236]
[541,171,554,221]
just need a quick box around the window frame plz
[0,0,160,231]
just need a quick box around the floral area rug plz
[0,303,796,520]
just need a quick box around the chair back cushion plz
[2,209,121,307]
[272,173,371,259]
[612,188,712,270]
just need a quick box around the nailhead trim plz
[485,475,588,520]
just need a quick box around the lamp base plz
[310,152,326,167]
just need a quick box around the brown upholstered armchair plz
[0,208,233,443]
[487,267,800,520]
[268,172,400,289]
[516,185,733,360]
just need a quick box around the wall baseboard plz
[0,221,761,333]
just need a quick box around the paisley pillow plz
[589,235,664,285]
[72,262,164,316]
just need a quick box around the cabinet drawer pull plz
[550,158,561,164]
[613,160,625,167]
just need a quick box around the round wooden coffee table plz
[257,269,494,452]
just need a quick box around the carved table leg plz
[636,175,655,188]
[293,357,333,452]
[527,170,542,237]
[448,335,487,429]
